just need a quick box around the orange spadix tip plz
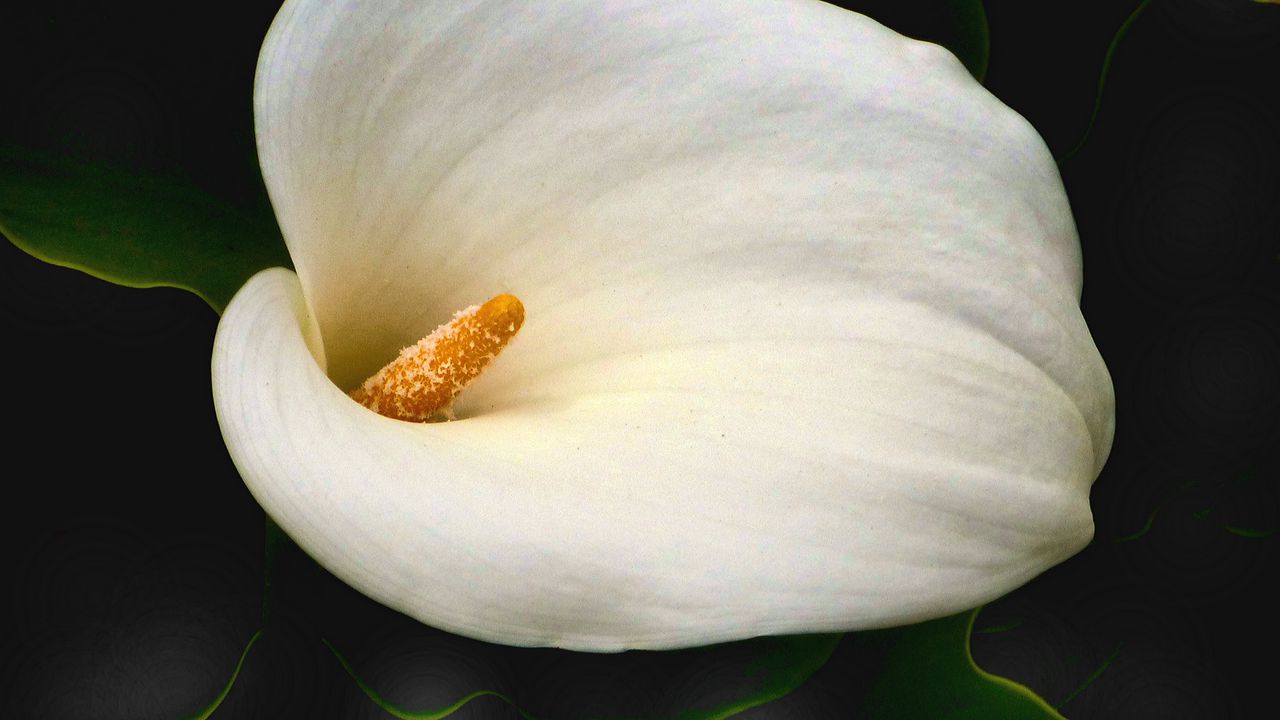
[349,293,525,422]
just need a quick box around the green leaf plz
[1059,0,1153,162]
[180,630,262,720]
[0,145,288,313]
[324,631,841,720]
[938,0,991,82]
[862,610,1065,720]
[842,1,990,82]
[0,2,286,312]
[318,605,1064,719]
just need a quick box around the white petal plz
[215,268,1099,650]
[220,0,1116,650]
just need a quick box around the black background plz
[2,1,1278,717]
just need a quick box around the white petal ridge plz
[215,0,1116,650]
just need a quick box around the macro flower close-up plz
[210,0,1114,652]
[14,1,1277,717]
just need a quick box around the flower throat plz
[349,294,524,422]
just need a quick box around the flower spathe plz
[212,0,1115,651]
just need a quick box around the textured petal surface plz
[214,0,1115,650]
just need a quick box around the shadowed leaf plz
[1059,0,1153,162]
[0,145,288,312]
[180,630,263,720]
[863,610,1065,720]
[838,1,989,81]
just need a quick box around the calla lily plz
[211,0,1115,652]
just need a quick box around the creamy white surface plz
[213,0,1114,650]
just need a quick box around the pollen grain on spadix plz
[349,294,524,422]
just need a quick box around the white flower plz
[211,0,1114,652]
